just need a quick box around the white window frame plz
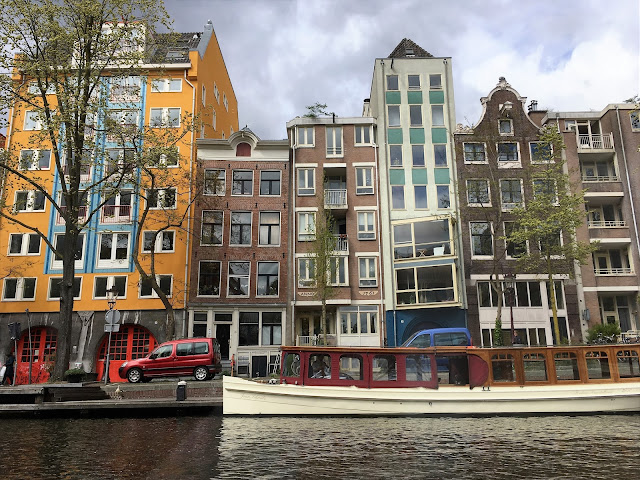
[533,179,558,205]
[297,126,314,146]
[355,167,374,195]
[51,233,85,270]
[197,261,222,297]
[431,105,444,126]
[470,221,494,258]
[47,277,82,301]
[231,170,254,196]
[202,84,206,106]
[357,211,376,240]
[499,119,513,135]
[429,74,442,89]
[214,82,219,103]
[204,169,225,196]
[297,168,315,195]
[228,261,250,297]
[497,142,521,167]
[499,178,523,211]
[504,221,529,259]
[529,142,553,164]
[259,170,281,196]
[436,185,450,209]
[151,77,182,93]
[326,126,343,157]
[298,257,316,288]
[466,179,491,206]
[93,275,128,300]
[139,274,173,298]
[147,187,177,210]
[212,108,217,130]
[230,211,252,246]
[24,111,44,130]
[414,185,428,210]
[8,233,40,256]
[201,210,223,246]
[97,232,130,268]
[408,74,421,89]
[14,190,46,213]
[298,212,316,241]
[2,277,37,301]
[463,142,487,164]
[354,126,372,145]
[410,105,423,126]
[256,261,280,297]
[391,185,405,210]
[259,211,281,246]
[28,81,56,95]
[142,230,175,253]
[630,112,640,131]
[340,306,378,335]
[110,75,141,102]
[329,256,348,286]
[149,146,179,168]
[223,93,228,111]
[19,149,51,170]
[149,107,181,128]
[388,105,401,127]
[358,257,377,288]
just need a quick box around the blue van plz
[401,327,472,348]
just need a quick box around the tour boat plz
[223,344,640,415]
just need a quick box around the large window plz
[470,222,493,257]
[98,232,129,267]
[386,75,398,90]
[500,179,522,210]
[19,149,51,170]
[2,277,36,301]
[498,143,519,163]
[390,145,402,167]
[297,168,315,195]
[52,234,85,269]
[340,306,377,334]
[437,185,450,209]
[201,211,223,245]
[262,312,282,346]
[298,258,316,288]
[8,233,40,256]
[147,188,176,209]
[151,77,182,92]
[504,221,527,258]
[257,262,279,296]
[24,111,43,130]
[393,219,451,260]
[198,261,221,296]
[228,261,250,296]
[259,212,280,246]
[464,143,486,163]
[530,142,552,163]
[204,169,225,195]
[142,231,175,253]
[14,191,45,212]
[298,212,316,241]
[238,311,283,346]
[434,144,447,166]
[48,277,81,300]
[414,186,428,209]
[110,75,141,101]
[357,212,375,240]
[297,127,314,146]
[94,276,127,299]
[329,257,348,286]
[466,179,490,206]
[391,186,405,210]
[230,212,252,245]
[354,126,372,145]
[410,105,422,126]
[412,145,425,167]
[477,281,543,308]
[388,105,400,127]
[149,107,180,127]
[326,126,343,156]
[239,312,259,346]
[232,170,253,195]
[260,171,281,196]
[396,265,455,305]
[101,191,132,224]
[431,105,444,126]
[140,275,172,298]
[359,257,377,287]
[356,167,374,195]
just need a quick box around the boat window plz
[616,350,640,378]
[554,352,580,381]
[434,332,469,346]
[410,334,430,347]
[491,354,515,382]
[406,354,431,382]
[339,355,362,381]
[523,353,547,382]
[309,354,332,379]
[437,355,468,385]
[282,353,300,377]
[585,351,611,379]
[372,355,397,381]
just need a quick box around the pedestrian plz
[2,351,15,386]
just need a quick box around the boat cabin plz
[279,345,640,389]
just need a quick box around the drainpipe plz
[290,128,297,346]
[183,69,196,337]
[373,136,385,347]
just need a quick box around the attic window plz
[236,142,251,157]
[405,48,414,57]
[166,50,184,60]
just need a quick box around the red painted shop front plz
[15,327,57,385]
[95,325,157,382]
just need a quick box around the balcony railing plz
[61,164,91,182]
[588,220,627,228]
[324,189,347,208]
[56,206,87,225]
[101,204,132,224]
[582,174,619,182]
[578,133,614,150]
[594,267,633,275]
[332,235,348,253]
[297,334,337,346]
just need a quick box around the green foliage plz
[493,317,504,346]
[586,323,621,343]
[303,102,333,118]
[63,368,86,379]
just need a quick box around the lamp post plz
[103,286,119,384]
[504,273,516,345]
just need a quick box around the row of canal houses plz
[1,23,639,381]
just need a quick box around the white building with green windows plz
[367,39,466,346]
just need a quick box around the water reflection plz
[3,414,640,479]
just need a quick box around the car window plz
[176,343,194,356]
[194,342,209,354]
[434,332,469,346]
[410,334,431,347]
[154,345,173,358]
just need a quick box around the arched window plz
[236,142,251,157]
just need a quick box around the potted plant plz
[63,368,86,383]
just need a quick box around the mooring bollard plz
[176,380,187,401]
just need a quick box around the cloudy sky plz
[166,0,639,140]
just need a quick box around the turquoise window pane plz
[409,128,425,144]
[407,91,423,104]
[386,91,401,104]
[429,91,445,104]
[412,168,428,185]
[388,128,403,144]
[431,128,447,144]
[434,168,450,185]
[389,169,405,185]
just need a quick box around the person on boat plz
[311,356,330,379]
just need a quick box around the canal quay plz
[0,379,222,417]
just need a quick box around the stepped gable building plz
[454,77,580,347]
[0,20,238,383]
[537,103,640,337]
[368,39,465,346]
[287,115,383,349]
[188,128,289,377]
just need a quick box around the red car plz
[119,338,222,383]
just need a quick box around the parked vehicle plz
[119,338,222,383]
[401,327,472,348]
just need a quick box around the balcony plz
[296,334,337,346]
[324,189,347,209]
[332,234,349,254]
[578,133,613,150]
[56,206,87,225]
[594,267,633,275]
[101,205,132,224]
[588,220,627,228]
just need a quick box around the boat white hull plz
[223,376,640,416]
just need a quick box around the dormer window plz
[236,142,251,157]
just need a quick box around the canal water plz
[3,414,640,479]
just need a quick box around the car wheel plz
[127,368,143,383]
[194,366,209,381]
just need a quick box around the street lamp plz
[104,286,119,384]
[504,273,516,345]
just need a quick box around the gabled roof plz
[148,32,203,63]
[388,38,433,58]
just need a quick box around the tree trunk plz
[321,297,327,346]
[548,264,561,344]
[53,232,77,380]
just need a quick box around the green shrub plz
[63,368,86,379]
[586,323,621,344]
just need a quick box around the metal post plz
[104,328,113,385]
[25,309,32,385]
[13,338,17,386]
